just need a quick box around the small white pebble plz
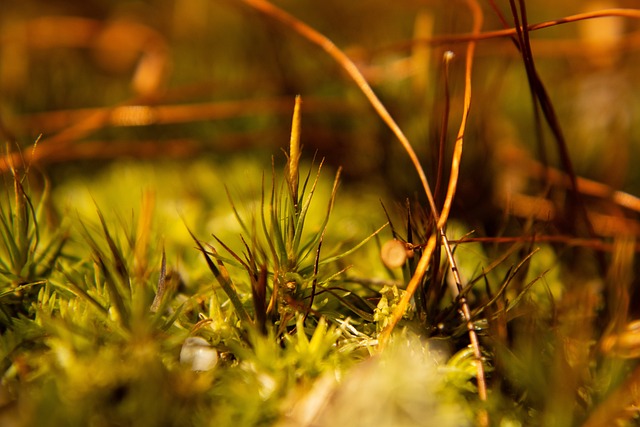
[180,337,218,372]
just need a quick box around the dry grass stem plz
[383,8,640,50]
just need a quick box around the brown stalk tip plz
[288,95,302,204]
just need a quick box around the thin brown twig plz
[438,0,482,228]
[433,52,454,204]
[449,235,633,252]
[377,8,640,51]
[442,232,488,403]
[1,99,359,173]
[436,1,488,423]
[16,97,356,134]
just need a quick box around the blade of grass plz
[433,51,454,204]
[224,186,252,238]
[31,229,67,279]
[0,211,22,272]
[212,235,251,272]
[186,226,252,326]
[292,160,327,254]
[294,165,340,261]
[133,190,155,281]
[95,207,130,285]
[150,248,167,314]
[317,222,388,266]
[58,270,109,318]
[252,266,268,335]
[305,226,325,320]
[268,161,288,264]
[0,281,45,300]
[78,218,130,327]
[469,248,540,316]
[502,0,599,242]
[316,287,375,323]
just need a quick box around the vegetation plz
[2,1,640,426]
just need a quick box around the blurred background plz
[1,0,640,236]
